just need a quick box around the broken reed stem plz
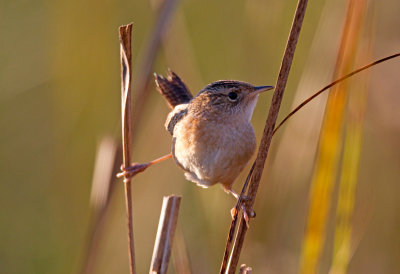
[116,3,180,270]
[223,0,308,273]
[150,195,182,274]
[119,23,136,274]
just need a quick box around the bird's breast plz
[172,115,256,186]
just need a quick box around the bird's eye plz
[227,91,238,101]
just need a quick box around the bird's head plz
[192,80,274,122]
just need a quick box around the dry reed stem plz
[271,0,342,188]
[116,3,179,270]
[132,0,179,128]
[220,165,254,273]
[83,3,181,269]
[150,195,182,274]
[221,1,308,273]
[119,23,136,274]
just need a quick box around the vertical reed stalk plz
[221,0,309,272]
[119,23,136,274]
[117,2,179,271]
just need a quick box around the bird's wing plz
[165,105,188,135]
[154,69,193,109]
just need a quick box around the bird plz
[118,69,273,220]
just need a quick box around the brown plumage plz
[154,69,193,109]
[155,70,274,194]
[118,71,273,224]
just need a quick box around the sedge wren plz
[154,70,273,198]
[118,70,273,222]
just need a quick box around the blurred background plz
[1,0,399,273]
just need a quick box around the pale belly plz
[172,117,256,189]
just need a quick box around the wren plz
[154,70,273,198]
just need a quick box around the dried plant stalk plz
[117,3,179,271]
[150,195,182,274]
[220,165,254,273]
[271,0,342,188]
[119,23,136,274]
[221,0,309,273]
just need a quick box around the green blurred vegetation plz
[1,0,399,273]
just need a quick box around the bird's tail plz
[154,69,193,109]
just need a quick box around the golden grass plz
[299,0,368,273]
[330,23,373,272]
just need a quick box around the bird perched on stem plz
[119,69,273,222]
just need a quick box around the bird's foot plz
[230,192,256,228]
[116,154,172,181]
[117,163,150,180]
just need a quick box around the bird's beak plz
[253,85,274,95]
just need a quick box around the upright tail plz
[154,69,193,109]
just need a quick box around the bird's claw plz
[117,163,149,179]
[241,204,256,228]
[231,195,256,228]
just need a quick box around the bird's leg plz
[117,154,172,179]
[228,189,256,228]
